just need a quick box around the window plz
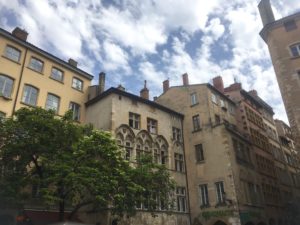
[147,118,157,134]
[51,67,64,82]
[215,114,221,125]
[45,93,60,113]
[69,102,80,121]
[5,45,21,62]
[290,43,300,57]
[172,127,181,142]
[72,77,83,91]
[220,99,225,108]
[176,187,187,212]
[161,146,168,165]
[199,184,209,207]
[0,75,14,98]
[211,93,217,104]
[29,57,44,73]
[129,112,140,129]
[195,144,204,162]
[190,92,198,105]
[284,20,297,32]
[192,115,201,131]
[0,111,6,118]
[124,141,132,161]
[215,181,225,204]
[175,153,184,172]
[22,85,38,106]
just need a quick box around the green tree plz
[0,107,176,222]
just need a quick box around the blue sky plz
[1,0,299,123]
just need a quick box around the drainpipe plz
[12,47,28,115]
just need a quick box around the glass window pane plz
[5,46,21,62]
[72,78,83,90]
[29,57,44,72]
[22,85,38,106]
[0,75,14,98]
[46,94,60,112]
[51,68,64,81]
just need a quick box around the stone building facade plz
[85,78,190,225]
[258,0,300,151]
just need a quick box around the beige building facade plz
[156,75,267,225]
[258,0,300,150]
[85,79,190,225]
[0,27,93,122]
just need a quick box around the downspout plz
[181,115,192,225]
[12,47,28,114]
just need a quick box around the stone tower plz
[258,0,300,151]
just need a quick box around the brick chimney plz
[68,58,78,67]
[99,72,105,94]
[12,27,28,41]
[182,73,189,86]
[140,80,149,100]
[249,89,258,96]
[224,83,242,92]
[163,79,169,93]
[213,76,224,93]
[258,0,275,26]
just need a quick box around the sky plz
[1,0,299,123]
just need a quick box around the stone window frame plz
[0,74,14,99]
[21,84,39,106]
[195,143,204,163]
[28,56,44,73]
[4,45,21,63]
[50,67,64,83]
[190,92,198,106]
[289,42,300,57]
[69,101,81,121]
[72,77,84,91]
[45,93,61,113]
[199,183,209,207]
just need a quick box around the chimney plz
[182,73,189,86]
[163,79,169,93]
[213,76,224,93]
[224,83,242,92]
[12,27,28,41]
[140,80,149,100]
[68,58,78,67]
[99,72,106,94]
[258,0,275,26]
[249,90,258,96]
[153,96,158,101]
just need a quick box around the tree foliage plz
[0,108,175,222]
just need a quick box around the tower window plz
[284,20,297,32]
[290,43,300,57]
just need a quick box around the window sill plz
[2,55,21,65]
[196,160,205,164]
[71,86,84,93]
[192,128,202,133]
[0,95,12,101]
[190,102,199,107]
[20,101,37,108]
[200,204,210,209]
[27,67,44,75]
[291,55,300,60]
[49,76,64,84]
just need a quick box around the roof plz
[260,11,300,42]
[85,87,184,118]
[240,90,274,115]
[0,27,93,80]
[158,83,236,105]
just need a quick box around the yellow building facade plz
[0,27,93,122]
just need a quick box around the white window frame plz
[147,118,157,134]
[72,77,83,91]
[0,75,14,98]
[69,102,80,121]
[22,85,38,106]
[199,184,209,207]
[5,45,21,62]
[51,67,64,82]
[290,43,300,57]
[129,112,140,129]
[29,57,44,73]
[190,92,198,105]
[176,187,187,212]
[45,93,60,113]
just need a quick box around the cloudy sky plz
[1,0,299,123]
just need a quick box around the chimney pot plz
[213,76,224,93]
[182,73,189,86]
[140,80,149,100]
[117,84,125,91]
[68,58,78,67]
[249,90,258,96]
[163,79,169,93]
[12,27,28,41]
